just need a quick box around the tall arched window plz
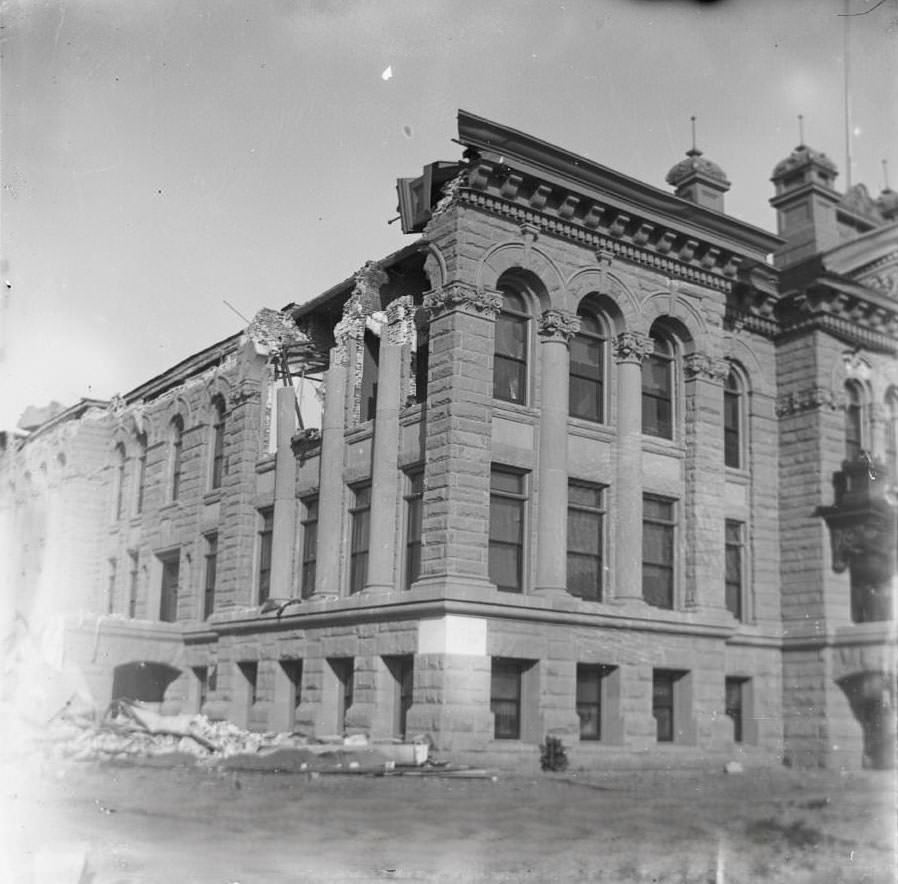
[569,309,606,423]
[210,397,226,490]
[170,415,184,502]
[723,369,743,469]
[885,388,898,471]
[642,329,675,439]
[493,286,529,404]
[359,329,380,422]
[135,432,148,514]
[844,382,863,461]
[114,443,127,521]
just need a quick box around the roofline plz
[21,397,110,440]
[124,332,243,403]
[285,240,425,319]
[457,109,783,259]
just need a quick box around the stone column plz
[683,353,729,611]
[365,297,415,593]
[313,344,348,599]
[613,332,653,602]
[269,384,297,600]
[535,309,580,594]
[416,283,501,589]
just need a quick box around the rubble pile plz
[39,698,430,772]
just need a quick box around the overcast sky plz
[2,0,896,428]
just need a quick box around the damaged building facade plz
[3,112,897,769]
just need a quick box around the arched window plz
[210,397,226,490]
[493,286,529,404]
[135,432,148,514]
[359,329,380,422]
[170,416,184,501]
[642,329,675,439]
[844,382,863,461]
[885,388,898,471]
[114,443,127,521]
[723,369,744,469]
[569,309,606,423]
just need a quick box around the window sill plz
[642,437,685,457]
[157,501,181,515]
[492,402,539,423]
[399,402,424,424]
[255,455,275,474]
[568,418,616,442]
[344,423,374,443]
[724,468,750,484]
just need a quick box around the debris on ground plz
[31,696,443,774]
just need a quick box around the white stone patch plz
[492,417,533,450]
[417,615,488,656]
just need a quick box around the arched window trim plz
[493,283,533,405]
[569,305,608,424]
[642,325,679,440]
[170,415,185,503]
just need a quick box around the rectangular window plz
[203,533,218,620]
[349,484,371,594]
[491,658,523,740]
[257,508,274,604]
[329,657,354,734]
[577,664,611,741]
[404,471,424,589]
[159,552,180,622]
[385,655,414,740]
[239,661,259,705]
[643,495,675,609]
[107,558,117,614]
[413,332,429,404]
[493,289,529,404]
[569,321,604,422]
[127,550,139,618]
[725,677,746,744]
[725,520,745,621]
[567,482,604,601]
[194,666,209,711]
[652,670,677,742]
[489,467,526,593]
[300,496,318,599]
[281,660,303,729]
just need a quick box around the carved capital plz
[775,386,840,416]
[423,283,502,320]
[683,353,730,382]
[613,331,654,364]
[538,309,581,343]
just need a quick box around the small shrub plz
[540,735,569,772]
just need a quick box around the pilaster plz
[415,283,501,589]
[269,385,297,600]
[535,309,580,594]
[613,331,653,602]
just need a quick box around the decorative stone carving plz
[775,387,840,416]
[683,353,730,382]
[613,331,654,363]
[423,283,502,320]
[385,296,417,346]
[538,309,581,343]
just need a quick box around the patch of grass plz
[745,817,832,849]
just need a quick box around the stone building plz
[3,111,896,770]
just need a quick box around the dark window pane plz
[301,497,318,599]
[160,556,180,622]
[653,672,675,742]
[491,660,522,740]
[724,377,741,469]
[725,678,744,743]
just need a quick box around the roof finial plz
[883,159,891,191]
[687,115,701,157]
[797,114,805,148]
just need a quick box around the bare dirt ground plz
[3,758,896,883]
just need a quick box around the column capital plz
[385,295,417,345]
[683,352,730,383]
[613,331,654,364]
[538,308,581,343]
[423,282,502,320]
